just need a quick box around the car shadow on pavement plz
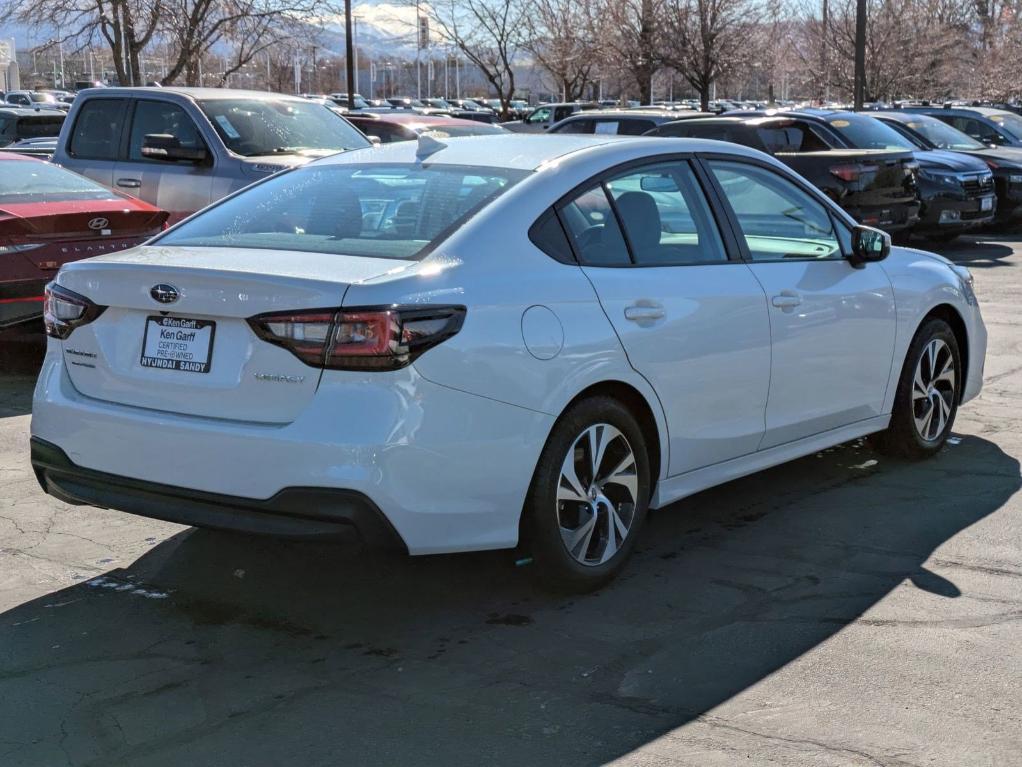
[939,237,1016,268]
[0,328,44,418]
[0,435,1018,766]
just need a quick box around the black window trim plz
[543,152,747,269]
[695,152,855,264]
[67,96,130,161]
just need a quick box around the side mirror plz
[368,135,382,146]
[850,225,890,267]
[140,133,208,163]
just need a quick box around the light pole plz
[853,0,866,110]
[344,0,356,107]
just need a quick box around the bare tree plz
[523,0,600,101]
[430,0,525,117]
[592,0,662,104]
[661,0,762,111]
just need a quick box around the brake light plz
[829,163,878,183]
[248,305,466,371]
[43,283,106,339]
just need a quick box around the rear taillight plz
[829,163,877,183]
[43,283,106,339]
[248,305,466,371]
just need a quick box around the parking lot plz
[0,234,1019,766]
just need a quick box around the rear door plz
[114,98,215,222]
[64,97,129,188]
[704,157,896,447]
[559,157,771,475]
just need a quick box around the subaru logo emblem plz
[88,217,109,230]
[150,284,179,304]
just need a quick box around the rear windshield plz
[157,163,529,260]
[0,159,118,204]
[901,117,984,150]
[14,115,65,140]
[825,114,916,150]
[198,98,371,157]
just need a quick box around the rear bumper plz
[30,349,553,555]
[844,202,921,233]
[31,437,404,547]
[915,194,997,234]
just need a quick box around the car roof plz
[74,86,310,102]
[558,110,690,121]
[902,105,1011,118]
[315,134,767,171]
[0,107,66,117]
[350,113,488,127]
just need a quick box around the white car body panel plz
[31,135,987,555]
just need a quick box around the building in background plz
[0,39,20,91]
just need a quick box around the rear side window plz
[605,161,727,265]
[756,121,830,152]
[69,99,126,160]
[617,119,656,136]
[553,119,594,134]
[559,185,631,266]
[129,100,205,161]
[157,163,529,260]
[658,122,763,150]
[15,116,64,140]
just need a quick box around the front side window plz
[709,160,842,261]
[157,163,528,261]
[527,107,551,124]
[69,98,126,160]
[129,100,205,161]
[605,161,727,265]
[197,98,370,157]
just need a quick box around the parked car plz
[875,111,1022,223]
[648,111,922,234]
[2,136,59,158]
[30,134,985,589]
[5,90,69,110]
[344,112,507,143]
[503,102,600,133]
[328,93,371,110]
[547,109,712,137]
[0,107,65,148]
[0,152,167,328]
[899,106,1022,149]
[51,87,371,223]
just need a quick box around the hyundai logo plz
[88,217,109,230]
[150,284,179,304]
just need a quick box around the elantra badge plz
[88,217,109,230]
[150,284,180,304]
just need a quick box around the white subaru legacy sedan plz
[31,134,986,590]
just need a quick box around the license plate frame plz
[980,196,994,212]
[140,315,216,374]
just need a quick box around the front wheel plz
[871,319,961,458]
[523,397,651,591]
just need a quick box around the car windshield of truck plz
[988,112,1022,139]
[0,159,118,204]
[198,98,371,157]
[826,114,916,150]
[903,117,985,150]
[156,163,529,260]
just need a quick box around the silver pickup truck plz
[52,87,371,223]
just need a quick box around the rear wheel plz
[524,397,651,591]
[871,319,961,458]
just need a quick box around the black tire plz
[523,396,651,592]
[870,319,961,459]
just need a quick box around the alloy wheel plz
[912,338,957,442]
[556,423,638,566]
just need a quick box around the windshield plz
[157,162,529,260]
[826,114,916,150]
[198,99,370,157]
[29,93,57,103]
[419,124,505,138]
[901,117,984,150]
[0,159,118,204]
[988,112,1022,139]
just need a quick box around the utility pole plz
[853,0,866,110]
[344,0,356,108]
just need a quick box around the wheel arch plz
[919,303,969,402]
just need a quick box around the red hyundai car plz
[1,152,168,328]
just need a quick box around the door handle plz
[624,304,665,322]
[771,293,802,309]
[116,178,141,189]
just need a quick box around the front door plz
[705,158,897,448]
[558,158,771,475]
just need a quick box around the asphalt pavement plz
[1,235,1020,766]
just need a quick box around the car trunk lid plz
[56,246,415,424]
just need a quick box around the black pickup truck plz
[648,110,921,234]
